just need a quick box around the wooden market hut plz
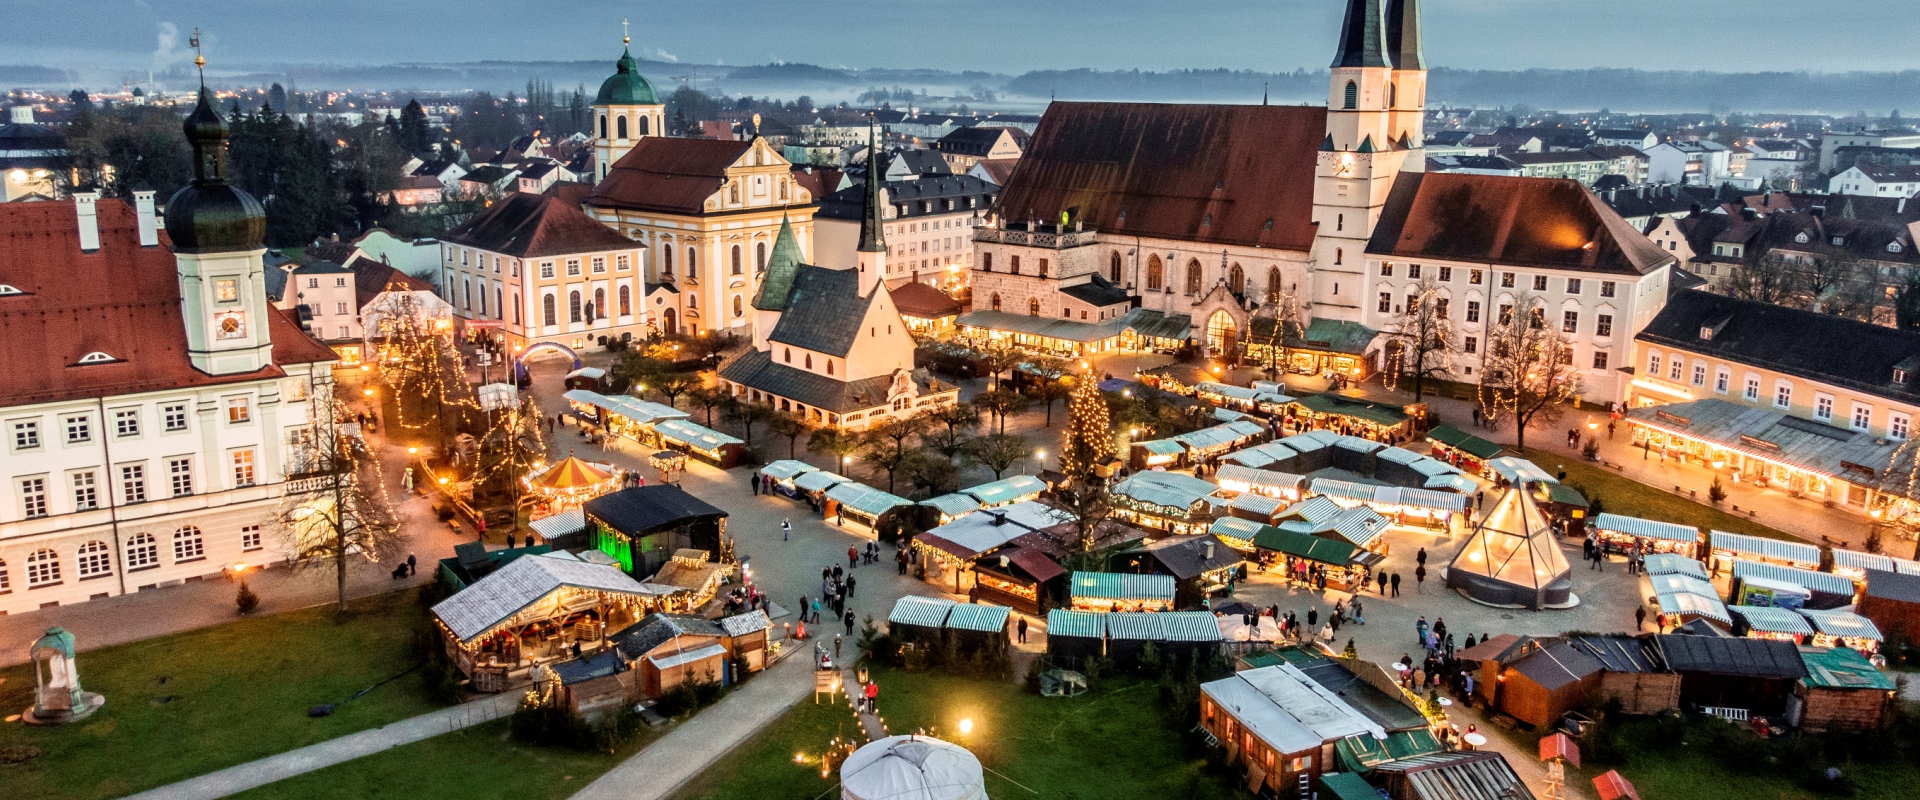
[718,610,773,672]
[1044,609,1107,663]
[1798,608,1884,654]
[583,485,728,580]
[563,366,607,391]
[823,481,913,535]
[961,474,1048,509]
[792,469,853,505]
[1372,751,1538,800]
[1288,393,1415,441]
[1252,524,1382,592]
[1569,634,1681,716]
[887,595,958,649]
[1210,516,1267,551]
[1857,568,1920,644]
[969,542,1064,615]
[1200,664,1386,796]
[918,492,982,528]
[430,552,677,685]
[1109,471,1222,537]
[652,418,747,468]
[1424,423,1505,477]
[1112,534,1246,609]
[1531,482,1593,538]
[1653,634,1809,717]
[1068,571,1176,612]
[548,650,636,719]
[1216,464,1308,503]
[758,459,818,499]
[1272,495,1391,554]
[1709,530,1820,571]
[608,613,734,697]
[1493,640,1606,727]
[1455,634,1536,707]
[1791,645,1896,733]
[1129,438,1188,470]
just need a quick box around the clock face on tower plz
[215,311,247,340]
[1334,153,1357,178]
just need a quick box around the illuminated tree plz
[1382,278,1457,401]
[1477,294,1582,453]
[1247,290,1305,380]
[276,394,405,613]
[473,395,548,513]
[1876,437,1920,559]
[1059,375,1115,479]
[366,291,470,453]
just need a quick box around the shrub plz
[510,694,592,749]
[235,579,260,615]
[1023,657,1043,694]
[1709,476,1727,505]
[1582,437,1600,461]
[591,705,646,753]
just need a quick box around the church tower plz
[167,55,273,376]
[1309,0,1426,322]
[592,26,665,182]
[855,127,889,298]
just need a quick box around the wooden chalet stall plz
[1130,438,1187,471]
[962,474,1048,509]
[824,481,913,536]
[1799,608,1884,654]
[1857,568,1920,646]
[607,613,734,697]
[1271,496,1391,555]
[912,501,1059,592]
[1044,609,1107,663]
[883,596,1014,660]
[1110,471,1222,537]
[1732,605,1815,644]
[969,543,1064,615]
[1210,516,1267,551]
[549,650,637,719]
[1216,464,1307,504]
[1791,646,1896,733]
[1113,534,1246,609]
[1570,634,1682,716]
[1199,664,1387,796]
[1654,634,1809,718]
[718,610,773,672]
[1591,513,1701,557]
[1493,640,1606,728]
[1310,478,1469,532]
[758,460,818,499]
[583,486,728,594]
[564,367,607,391]
[1252,525,1380,592]
[430,552,678,688]
[653,418,747,468]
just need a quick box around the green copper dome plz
[595,48,660,106]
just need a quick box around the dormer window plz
[76,351,117,365]
[1699,326,1714,341]
[1795,232,1809,244]
[1891,242,1905,253]
[1897,368,1910,384]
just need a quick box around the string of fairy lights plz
[1379,281,1457,395]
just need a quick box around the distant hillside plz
[0,64,77,86]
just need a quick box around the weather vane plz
[622,18,630,45]
[190,27,206,85]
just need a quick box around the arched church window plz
[805,353,813,369]
[687,247,698,279]
[616,115,628,139]
[1228,263,1245,296]
[542,294,556,327]
[662,244,674,276]
[1110,252,1123,283]
[756,242,767,271]
[1343,80,1358,110]
[1186,259,1203,295]
[733,295,743,317]
[593,288,606,320]
[731,245,743,275]
[1267,267,1282,302]
[639,115,649,136]
[1146,255,1163,290]
[1335,248,1344,265]
[598,114,607,139]
[618,285,631,316]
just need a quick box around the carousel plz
[523,454,624,520]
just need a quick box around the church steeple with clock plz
[164,38,274,375]
[1310,0,1426,320]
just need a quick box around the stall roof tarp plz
[1732,560,1856,597]
[1833,549,1893,574]
[889,595,956,629]
[649,643,728,671]
[1592,513,1700,544]
[1731,605,1816,636]
[826,482,913,516]
[653,419,743,450]
[1238,664,1386,742]
[432,553,654,643]
[1654,634,1809,679]
[550,649,625,685]
[1648,571,1720,599]
[1625,398,1902,486]
[759,460,818,482]
[954,308,1134,343]
[528,508,587,543]
[1225,441,1299,469]
[1070,571,1176,603]
[1160,611,1228,642]
[1798,646,1896,690]
[562,388,612,407]
[793,470,852,493]
[962,475,1047,507]
[1488,456,1558,485]
[945,603,1011,634]
[1229,492,1284,518]
[1711,531,1820,567]
[1104,611,1165,641]
[1319,772,1381,800]
[1539,482,1592,509]
[1135,439,1187,456]
[917,500,1062,559]
[1865,568,1920,604]
[1426,423,1506,460]
[1255,525,1363,565]
[1425,473,1481,493]
[1210,516,1267,544]
[1046,609,1106,639]
[584,485,727,537]
[1196,381,1262,401]
[920,493,983,518]
[1171,421,1266,453]
[1373,751,1538,800]
[1376,446,1425,466]
[1334,435,1386,454]
[1113,471,1219,510]
[1408,456,1461,477]
[1294,393,1409,427]
[1282,430,1342,451]
[1201,674,1323,755]
[603,395,691,425]
[1799,608,1884,641]
[1217,464,1306,494]
[1644,553,1709,580]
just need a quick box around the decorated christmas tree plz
[1059,375,1114,478]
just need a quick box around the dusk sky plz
[10,0,1920,79]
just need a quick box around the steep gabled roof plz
[888,281,962,318]
[753,215,805,312]
[441,192,634,259]
[995,102,1327,251]
[1367,171,1675,276]
[586,137,753,216]
[766,264,871,356]
[1637,290,1920,405]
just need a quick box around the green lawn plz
[1566,714,1920,800]
[0,588,446,800]
[226,718,656,800]
[670,667,1243,800]
[1522,447,1801,542]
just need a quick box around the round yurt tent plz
[840,735,987,800]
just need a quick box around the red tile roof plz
[789,165,843,202]
[349,256,438,309]
[888,281,962,318]
[1367,172,1675,276]
[993,102,1327,251]
[586,137,752,216]
[0,199,334,408]
[442,191,636,259]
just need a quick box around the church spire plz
[857,118,888,254]
[1386,0,1426,71]
[754,213,803,311]
[1331,0,1391,69]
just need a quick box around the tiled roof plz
[441,192,635,259]
[994,102,1327,251]
[719,349,945,414]
[0,199,334,409]
[586,137,752,215]
[762,264,871,356]
[1060,274,1130,307]
[1368,172,1675,276]
[888,281,961,318]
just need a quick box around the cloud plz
[151,21,190,73]
[648,47,678,63]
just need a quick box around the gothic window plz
[616,115,628,139]
[1334,248,1344,265]
[618,285,631,316]
[827,360,834,376]
[1343,80,1358,110]
[569,291,582,323]
[1186,259,1202,295]
[731,245,743,275]
[542,294,556,327]
[1110,252,1123,283]
[1029,298,1041,317]
[1267,266,1282,302]
[991,293,1002,311]
[1146,255,1163,290]
[784,348,792,363]
[805,353,813,369]
[1228,263,1245,296]
[598,114,607,139]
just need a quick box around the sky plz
[9,0,1920,81]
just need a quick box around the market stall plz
[1424,423,1505,476]
[1590,513,1701,556]
[792,470,852,505]
[1731,604,1815,644]
[1252,524,1379,591]
[1288,393,1414,442]
[1110,471,1222,537]
[824,481,913,535]
[962,474,1047,508]
[1646,571,1732,627]
[1068,571,1175,612]
[430,552,677,682]
[1308,478,1468,531]
[1130,439,1187,470]
[1532,481,1593,538]
[1223,440,1301,471]
[582,485,728,581]
[522,455,623,521]
[1208,516,1265,550]
[1171,420,1270,462]
[1709,530,1820,570]
[757,460,818,499]
[1799,609,1884,654]
[969,545,1064,615]
[1731,560,1857,608]
[1271,495,1390,551]
[1830,549,1920,583]
[1227,492,1285,525]
[1215,464,1306,501]
[1446,484,1574,610]
[918,493,983,528]
[652,419,746,468]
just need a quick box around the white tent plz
[1445,484,1574,610]
[840,735,987,800]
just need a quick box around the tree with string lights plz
[1059,374,1115,479]
[1476,294,1582,453]
[1874,437,1920,558]
[1381,278,1457,402]
[365,292,472,454]
[473,395,549,515]
[1247,290,1305,381]
[276,394,405,613]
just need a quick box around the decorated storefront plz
[1590,513,1702,557]
[1624,399,1899,511]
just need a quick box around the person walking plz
[406,553,417,576]
[897,547,910,575]
[1307,607,1318,629]
[1635,605,1647,631]
[811,598,823,624]
[845,574,857,598]
[864,680,879,714]
[1415,564,1427,592]
[750,472,761,496]
[844,609,857,636]
[782,518,792,540]
[1416,616,1429,646]
[1351,598,1365,625]
[1416,547,1428,567]
[848,545,859,569]
[1017,617,1029,644]
[1390,572,1401,597]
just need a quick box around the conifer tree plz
[1059,376,1114,478]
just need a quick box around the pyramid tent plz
[1446,484,1573,610]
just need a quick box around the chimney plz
[990,510,1007,526]
[8,105,32,124]
[1204,541,1215,561]
[75,191,100,252]
[133,190,158,247]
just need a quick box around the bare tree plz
[859,415,931,493]
[1477,294,1584,453]
[1048,479,1122,556]
[766,411,810,461]
[807,427,861,472]
[277,395,405,612]
[973,389,1029,435]
[979,341,1025,390]
[1026,356,1073,426]
[965,433,1030,480]
[1723,253,1801,306]
[1382,278,1457,401]
[1247,290,1305,381]
[722,399,772,450]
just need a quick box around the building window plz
[65,414,91,444]
[232,449,257,487]
[1592,351,1609,370]
[1438,266,1452,282]
[1595,314,1612,337]
[1566,278,1582,294]
[566,259,581,277]
[1343,80,1358,109]
[1774,382,1792,409]
[20,476,48,518]
[1010,255,1022,275]
[541,262,555,279]
[72,470,97,511]
[1600,281,1616,298]
[593,288,606,320]
[126,533,158,570]
[1378,292,1393,313]
[1667,358,1683,382]
[1146,256,1163,290]
[1029,298,1041,316]
[26,549,59,587]
[1435,298,1449,319]
[991,293,1002,311]
[168,457,194,497]
[1500,272,1515,288]
[543,294,556,327]
[1407,264,1421,280]
[1647,352,1662,377]
[227,397,251,424]
[1186,259,1203,295]
[216,279,238,302]
[77,541,112,579]
[1814,393,1834,421]
[174,526,205,562]
[733,295,744,317]
[1380,263,1394,277]
[591,257,606,274]
[618,285,631,316]
[1463,336,1478,354]
[13,420,40,449]
[569,291,583,323]
[1532,275,1548,291]
[731,245,743,275]
[1744,376,1760,401]
[1715,368,1730,393]
[1851,403,1872,432]
[616,254,629,271]
[687,247,698,279]
[122,464,146,503]
[1893,412,1911,440]
[242,525,263,551]
[1562,311,1578,333]
[1469,269,1483,285]
[756,242,767,271]
[1465,301,1480,323]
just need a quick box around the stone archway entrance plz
[1205,310,1237,358]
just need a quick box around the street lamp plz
[958,718,974,736]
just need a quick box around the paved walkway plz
[570,650,817,800]
[122,690,522,800]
